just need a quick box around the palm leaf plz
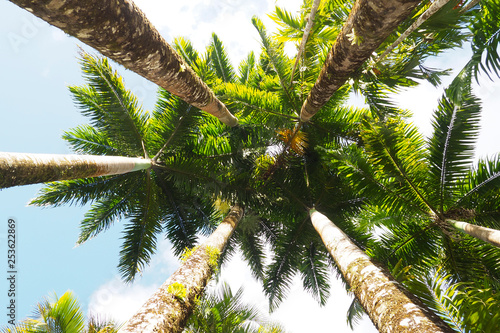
[63,125,120,156]
[119,174,163,281]
[470,0,500,80]
[299,243,331,306]
[29,173,139,208]
[427,76,481,212]
[69,52,148,157]
[208,33,236,83]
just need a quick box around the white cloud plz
[87,276,159,324]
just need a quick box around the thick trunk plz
[310,209,453,333]
[300,0,421,122]
[9,0,238,127]
[119,205,244,333]
[448,219,500,247]
[377,0,451,63]
[0,152,150,188]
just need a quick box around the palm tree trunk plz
[119,205,244,333]
[9,0,238,127]
[0,152,150,188]
[309,209,454,333]
[300,0,420,122]
[290,0,321,85]
[448,219,500,247]
[377,0,451,63]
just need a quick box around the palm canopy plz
[183,282,285,333]
[30,53,224,282]
[0,291,119,333]
[331,69,500,287]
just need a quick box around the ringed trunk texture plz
[9,0,238,127]
[448,219,500,247]
[310,209,453,333]
[0,152,150,188]
[300,0,421,122]
[119,205,244,333]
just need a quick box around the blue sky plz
[1,1,499,332]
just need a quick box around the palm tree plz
[119,205,244,333]
[0,291,120,333]
[184,282,285,333]
[0,152,150,188]
[309,209,454,333]
[30,52,223,282]
[299,0,421,122]
[8,0,238,126]
[331,70,500,288]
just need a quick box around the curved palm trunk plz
[290,0,321,85]
[377,0,451,63]
[9,0,238,127]
[119,205,244,333]
[448,219,500,247]
[310,209,454,333]
[300,0,420,122]
[0,152,150,188]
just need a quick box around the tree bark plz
[119,205,244,333]
[290,0,321,85]
[300,0,421,122]
[310,209,454,333]
[0,152,150,188]
[9,0,238,127]
[377,0,451,63]
[448,219,500,247]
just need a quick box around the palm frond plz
[299,243,331,306]
[148,88,203,159]
[470,0,500,80]
[427,76,481,212]
[118,175,163,281]
[456,155,500,227]
[29,173,140,208]
[69,52,148,157]
[361,119,434,214]
[77,190,136,245]
[238,52,256,84]
[208,33,236,83]
[63,125,120,156]
[346,298,366,330]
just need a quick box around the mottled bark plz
[377,0,451,63]
[310,209,454,333]
[119,205,244,333]
[0,152,150,188]
[300,0,421,122]
[9,0,238,127]
[448,219,500,247]
[290,0,321,85]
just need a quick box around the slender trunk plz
[290,0,321,85]
[461,0,481,12]
[9,0,238,127]
[0,152,150,188]
[448,219,500,247]
[119,205,244,333]
[309,209,454,333]
[377,0,451,63]
[300,0,420,122]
